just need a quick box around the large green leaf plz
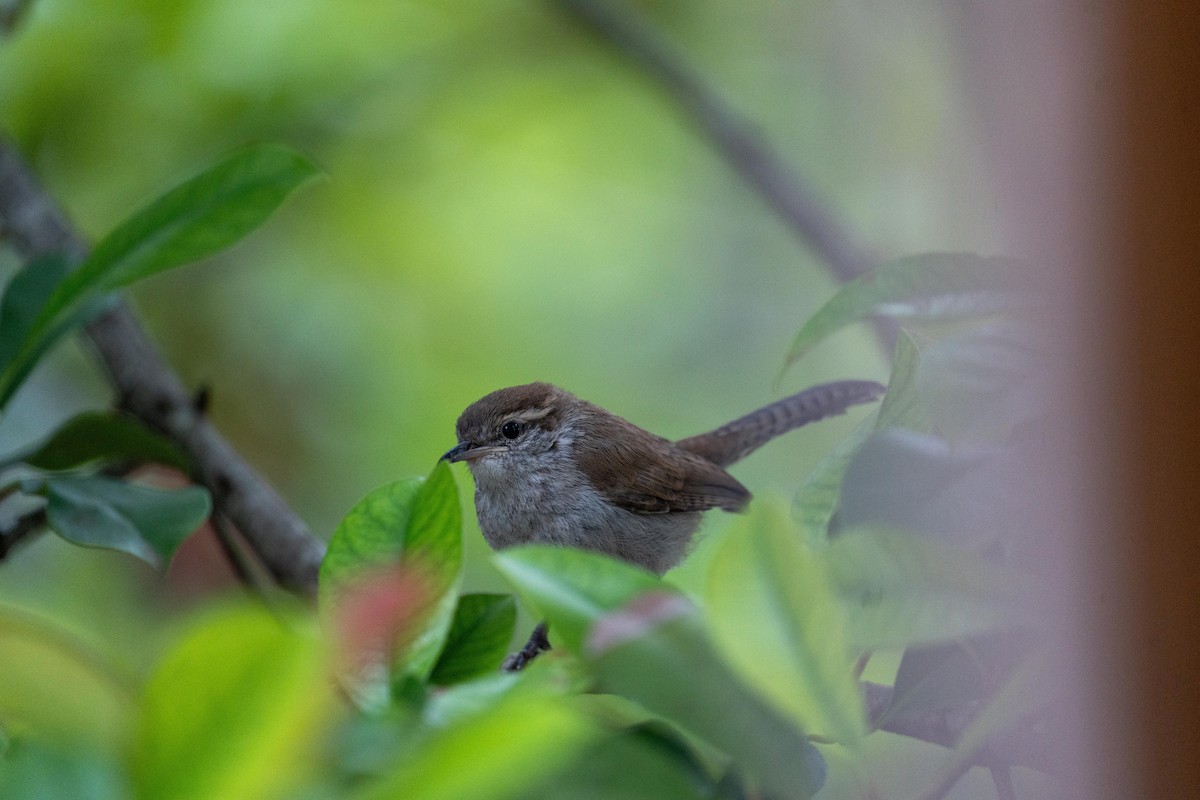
[821,527,1042,650]
[491,546,665,653]
[793,330,929,543]
[429,593,517,686]
[132,604,332,800]
[319,462,462,680]
[8,411,190,472]
[705,502,864,744]
[41,474,211,568]
[0,606,135,749]
[586,594,826,799]
[0,144,319,407]
[782,253,1034,373]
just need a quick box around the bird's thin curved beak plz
[441,442,473,463]
[442,442,502,463]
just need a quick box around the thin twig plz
[0,136,325,596]
[209,512,262,594]
[552,0,877,285]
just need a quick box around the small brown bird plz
[443,380,884,574]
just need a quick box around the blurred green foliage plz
[0,1,1062,798]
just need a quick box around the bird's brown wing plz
[573,410,750,515]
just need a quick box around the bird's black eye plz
[501,420,523,440]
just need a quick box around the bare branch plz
[0,136,324,596]
[553,0,878,285]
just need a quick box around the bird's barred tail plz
[675,380,885,467]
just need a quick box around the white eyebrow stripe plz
[508,407,554,424]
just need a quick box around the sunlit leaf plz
[42,474,211,568]
[706,502,864,744]
[821,527,1042,650]
[491,546,665,652]
[0,144,319,407]
[9,411,190,472]
[133,604,333,800]
[783,253,1034,372]
[0,606,135,749]
[319,462,462,680]
[430,593,517,686]
[586,593,826,799]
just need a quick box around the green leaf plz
[0,253,69,373]
[491,546,665,653]
[520,728,717,800]
[430,594,517,686]
[9,412,190,472]
[0,144,319,407]
[821,527,1042,650]
[793,330,930,543]
[792,411,875,545]
[879,642,991,726]
[354,690,599,800]
[133,604,332,800]
[43,475,211,568]
[319,461,462,680]
[783,253,1034,372]
[0,606,136,749]
[875,329,933,433]
[586,594,826,799]
[0,739,128,800]
[705,501,864,744]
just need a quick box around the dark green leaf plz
[0,253,69,372]
[706,502,864,744]
[586,594,826,799]
[83,143,320,293]
[430,594,517,686]
[783,253,1035,373]
[319,462,462,680]
[43,475,211,567]
[11,411,190,472]
[0,144,319,407]
[491,546,665,653]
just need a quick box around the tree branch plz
[0,136,325,596]
[552,0,878,285]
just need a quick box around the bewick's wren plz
[442,380,884,575]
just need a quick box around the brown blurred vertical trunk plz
[1121,3,1200,798]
